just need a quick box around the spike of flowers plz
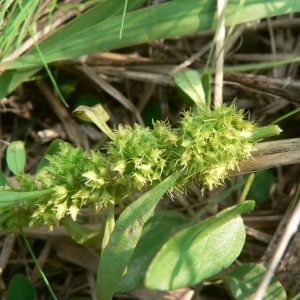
[0,104,281,231]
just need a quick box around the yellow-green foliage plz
[0,104,266,231]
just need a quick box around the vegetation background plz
[0,0,300,299]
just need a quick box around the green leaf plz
[6,141,26,175]
[245,169,276,204]
[7,274,35,300]
[117,210,189,292]
[226,263,287,300]
[102,202,115,251]
[0,67,41,101]
[0,0,146,100]
[0,169,8,186]
[3,0,300,71]
[0,0,41,60]
[96,171,183,300]
[145,200,255,290]
[201,71,211,107]
[0,0,147,70]
[2,1,300,99]
[250,125,282,141]
[173,70,208,111]
[61,217,102,247]
[291,293,300,300]
[36,139,64,177]
[0,189,53,208]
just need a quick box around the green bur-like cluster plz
[1,104,260,230]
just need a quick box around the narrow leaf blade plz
[61,218,102,247]
[173,70,207,110]
[3,0,300,71]
[96,171,182,300]
[36,139,64,177]
[0,189,53,207]
[0,67,41,101]
[201,71,211,107]
[0,169,8,186]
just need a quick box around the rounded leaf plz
[226,263,286,300]
[6,141,26,175]
[145,201,255,290]
[7,274,35,300]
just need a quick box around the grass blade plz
[20,228,58,300]
[2,0,300,71]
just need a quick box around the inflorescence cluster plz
[1,104,266,231]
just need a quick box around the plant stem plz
[20,228,58,300]
[254,189,300,300]
[250,125,282,141]
[214,0,226,108]
[239,173,254,203]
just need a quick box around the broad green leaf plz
[96,171,183,300]
[6,141,26,175]
[145,201,255,290]
[72,104,114,140]
[61,217,102,247]
[7,274,35,300]
[173,70,207,111]
[226,263,287,300]
[245,169,275,204]
[117,210,189,292]
[36,139,64,177]
[0,189,53,208]
[0,169,8,186]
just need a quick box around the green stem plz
[0,211,15,226]
[20,228,58,300]
[250,125,282,141]
[239,173,255,203]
